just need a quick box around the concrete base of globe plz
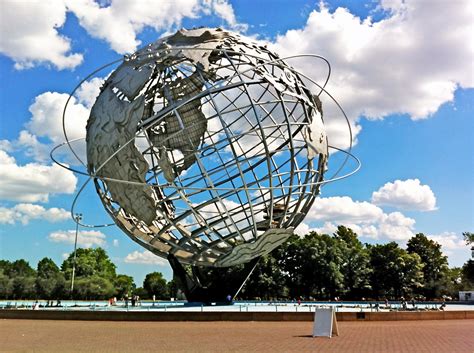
[168,254,259,304]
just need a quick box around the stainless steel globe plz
[85,27,329,267]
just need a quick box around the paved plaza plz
[1,319,473,353]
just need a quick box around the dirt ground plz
[1,319,473,353]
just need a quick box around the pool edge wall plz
[0,310,473,321]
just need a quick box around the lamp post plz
[70,213,82,296]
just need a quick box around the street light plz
[70,213,82,296]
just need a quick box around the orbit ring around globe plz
[51,28,361,267]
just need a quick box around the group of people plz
[108,295,142,307]
[123,294,141,307]
[32,300,61,310]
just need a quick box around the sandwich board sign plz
[312,307,339,338]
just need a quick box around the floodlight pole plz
[70,213,82,296]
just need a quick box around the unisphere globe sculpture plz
[85,27,329,268]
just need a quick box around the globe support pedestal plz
[167,254,259,304]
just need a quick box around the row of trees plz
[1,228,473,301]
[240,228,473,300]
[0,248,172,300]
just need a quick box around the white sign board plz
[312,307,339,338]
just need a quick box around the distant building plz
[459,291,474,301]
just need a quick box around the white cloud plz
[308,196,384,223]
[0,0,83,70]
[210,0,248,32]
[48,229,107,247]
[312,222,379,239]
[0,140,13,152]
[294,222,311,236]
[372,179,437,211]
[66,0,247,54]
[75,77,105,109]
[428,232,467,251]
[1,0,246,69]
[28,92,90,145]
[124,250,167,265]
[10,88,98,165]
[16,130,51,163]
[0,203,69,225]
[272,0,474,147]
[0,149,77,203]
[305,196,415,241]
[1,76,102,166]
[112,239,119,247]
[377,211,415,240]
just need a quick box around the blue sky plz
[0,0,473,285]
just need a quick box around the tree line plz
[0,248,172,301]
[240,228,473,301]
[1,228,473,301]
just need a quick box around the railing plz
[1,300,465,313]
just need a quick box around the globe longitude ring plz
[52,27,360,268]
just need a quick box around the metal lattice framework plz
[52,28,360,267]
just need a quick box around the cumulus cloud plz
[0,203,69,225]
[294,222,311,236]
[27,92,91,145]
[48,229,107,247]
[0,0,246,69]
[124,250,167,265]
[307,196,384,223]
[312,221,379,239]
[372,178,437,211]
[377,211,416,240]
[428,232,467,251]
[0,0,83,70]
[0,149,77,203]
[12,82,104,165]
[16,130,51,163]
[272,0,474,147]
[66,0,246,54]
[209,0,248,32]
[75,77,105,109]
[305,196,415,241]
[0,140,13,153]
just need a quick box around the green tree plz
[114,274,135,298]
[280,232,345,299]
[463,231,474,288]
[143,272,168,299]
[133,287,149,299]
[61,248,116,280]
[7,260,36,299]
[0,261,13,299]
[8,259,36,277]
[12,276,36,299]
[73,275,115,300]
[368,242,424,299]
[434,267,464,298]
[61,248,118,299]
[407,233,448,297]
[0,269,13,299]
[463,232,474,245]
[334,226,372,299]
[462,260,474,285]
[36,258,65,299]
[167,279,180,299]
[0,260,12,274]
[243,252,288,300]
